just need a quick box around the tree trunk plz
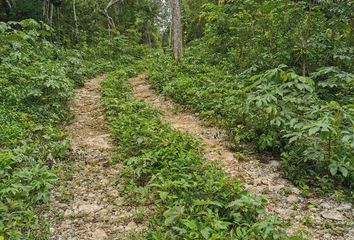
[73,0,78,40]
[43,0,53,25]
[171,0,183,63]
[168,22,172,48]
[49,3,54,26]
[3,0,12,17]
[4,0,12,9]
[43,0,48,22]
[350,16,354,46]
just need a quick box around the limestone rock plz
[125,221,137,231]
[321,210,346,221]
[92,229,108,239]
[287,194,299,203]
[337,203,351,211]
[77,204,102,215]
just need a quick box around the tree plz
[171,0,183,63]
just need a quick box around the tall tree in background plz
[171,0,183,63]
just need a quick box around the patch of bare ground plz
[43,75,147,240]
[129,75,353,240]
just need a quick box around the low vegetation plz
[102,68,290,239]
[0,19,112,239]
[146,0,354,197]
[147,49,354,198]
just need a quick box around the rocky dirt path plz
[130,75,353,240]
[44,75,145,240]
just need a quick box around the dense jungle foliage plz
[0,0,353,239]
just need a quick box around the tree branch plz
[100,0,122,29]
[5,0,13,9]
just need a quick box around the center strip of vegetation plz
[101,69,294,239]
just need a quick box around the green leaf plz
[20,19,40,30]
[339,166,348,178]
[163,206,185,226]
[0,22,8,33]
[201,227,211,239]
[329,164,338,176]
[308,127,320,136]
[320,130,330,140]
[159,191,169,201]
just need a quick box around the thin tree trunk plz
[147,30,152,47]
[302,59,306,76]
[4,0,12,9]
[43,0,48,21]
[73,0,78,40]
[49,3,54,26]
[43,0,52,25]
[3,0,12,17]
[171,0,183,63]
[350,16,354,46]
[168,22,172,48]
[57,7,61,41]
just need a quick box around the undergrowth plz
[0,19,116,239]
[101,69,297,239]
[146,50,354,199]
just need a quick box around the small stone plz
[291,187,301,195]
[261,179,270,185]
[321,210,346,221]
[64,209,73,217]
[309,207,318,212]
[87,193,96,198]
[114,199,125,206]
[320,202,331,209]
[275,208,287,216]
[337,203,351,211]
[101,179,109,185]
[270,184,285,193]
[323,233,331,239]
[99,208,109,215]
[77,204,102,214]
[125,221,137,231]
[269,160,280,167]
[109,190,120,197]
[57,203,68,208]
[287,194,299,203]
[93,229,108,239]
